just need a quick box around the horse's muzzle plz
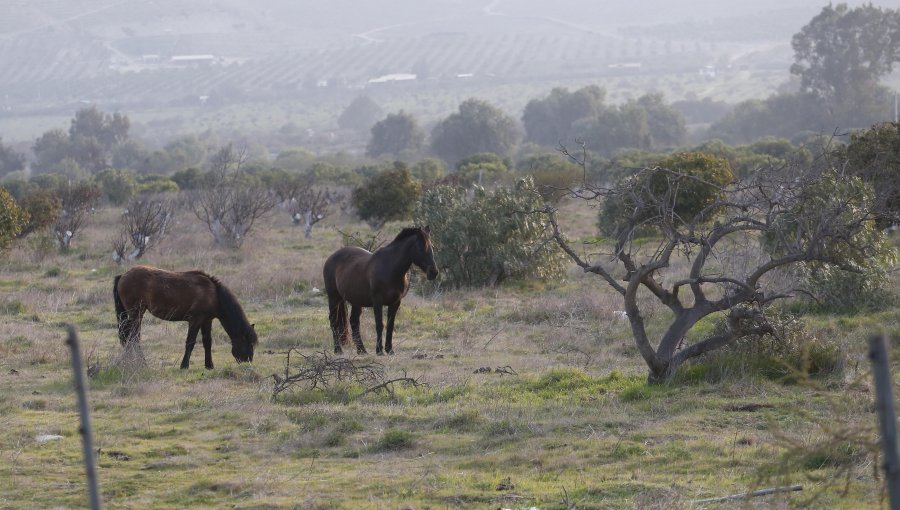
[426,267,439,280]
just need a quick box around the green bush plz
[598,152,734,237]
[16,190,60,238]
[0,188,27,249]
[684,311,845,383]
[414,177,566,287]
[94,168,138,205]
[517,152,582,202]
[352,162,421,228]
[370,429,415,452]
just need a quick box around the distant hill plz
[2,0,898,140]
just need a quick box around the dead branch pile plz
[271,350,426,401]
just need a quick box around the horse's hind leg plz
[350,305,367,354]
[384,303,400,355]
[200,319,214,369]
[373,305,384,355]
[180,322,201,369]
[329,297,349,354]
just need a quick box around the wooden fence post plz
[66,325,102,510]
[869,334,900,510]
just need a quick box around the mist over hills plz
[2,0,898,143]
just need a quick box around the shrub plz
[94,168,138,205]
[0,188,27,250]
[352,162,421,229]
[414,177,566,287]
[517,152,582,201]
[684,311,845,383]
[16,190,60,238]
[370,429,415,452]
[598,152,734,237]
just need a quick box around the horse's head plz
[232,324,257,363]
[414,226,439,281]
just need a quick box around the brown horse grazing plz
[113,266,258,369]
[323,226,438,355]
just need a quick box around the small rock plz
[35,434,63,442]
[412,353,427,359]
[9,369,18,375]
[474,367,492,374]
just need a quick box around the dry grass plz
[0,197,893,509]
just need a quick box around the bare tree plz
[189,144,277,248]
[290,187,340,239]
[54,182,101,250]
[546,144,891,382]
[112,196,176,263]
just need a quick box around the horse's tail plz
[113,275,131,346]
[323,257,350,348]
[335,301,350,346]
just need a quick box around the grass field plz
[0,197,896,509]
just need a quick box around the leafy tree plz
[137,174,180,194]
[547,148,893,381]
[274,147,316,171]
[842,121,900,226]
[522,86,607,146]
[599,152,734,237]
[33,129,71,174]
[16,190,61,238]
[576,102,651,155]
[634,93,687,148]
[573,93,688,155]
[455,153,511,187]
[366,111,425,158]
[0,138,25,178]
[517,152,582,202]
[163,135,208,171]
[337,95,384,133]
[94,168,138,205]
[707,92,827,144]
[171,167,208,190]
[410,158,447,183]
[0,188,27,250]
[33,108,131,174]
[415,178,565,287]
[791,3,900,125]
[352,162,421,229]
[430,99,519,166]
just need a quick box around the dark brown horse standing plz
[113,265,258,369]
[323,226,438,355]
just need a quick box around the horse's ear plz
[423,225,431,235]
[251,324,255,329]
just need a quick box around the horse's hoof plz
[334,347,343,355]
[357,348,367,355]
[376,350,384,356]
[205,364,214,370]
[386,349,394,355]
[179,364,188,369]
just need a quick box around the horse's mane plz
[201,273,255,345]
[392,227,426,244]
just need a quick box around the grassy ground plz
[0,198,895,509]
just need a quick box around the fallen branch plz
[271,350,384,399]
[690,485,802,505]
[354,374,426,400]
[494,365,518,376]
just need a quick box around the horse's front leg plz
[180,322,201,369]
[201,319,214,369]
[384,303,400,355]
[373,305,384,355]
[350,305,367,354]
